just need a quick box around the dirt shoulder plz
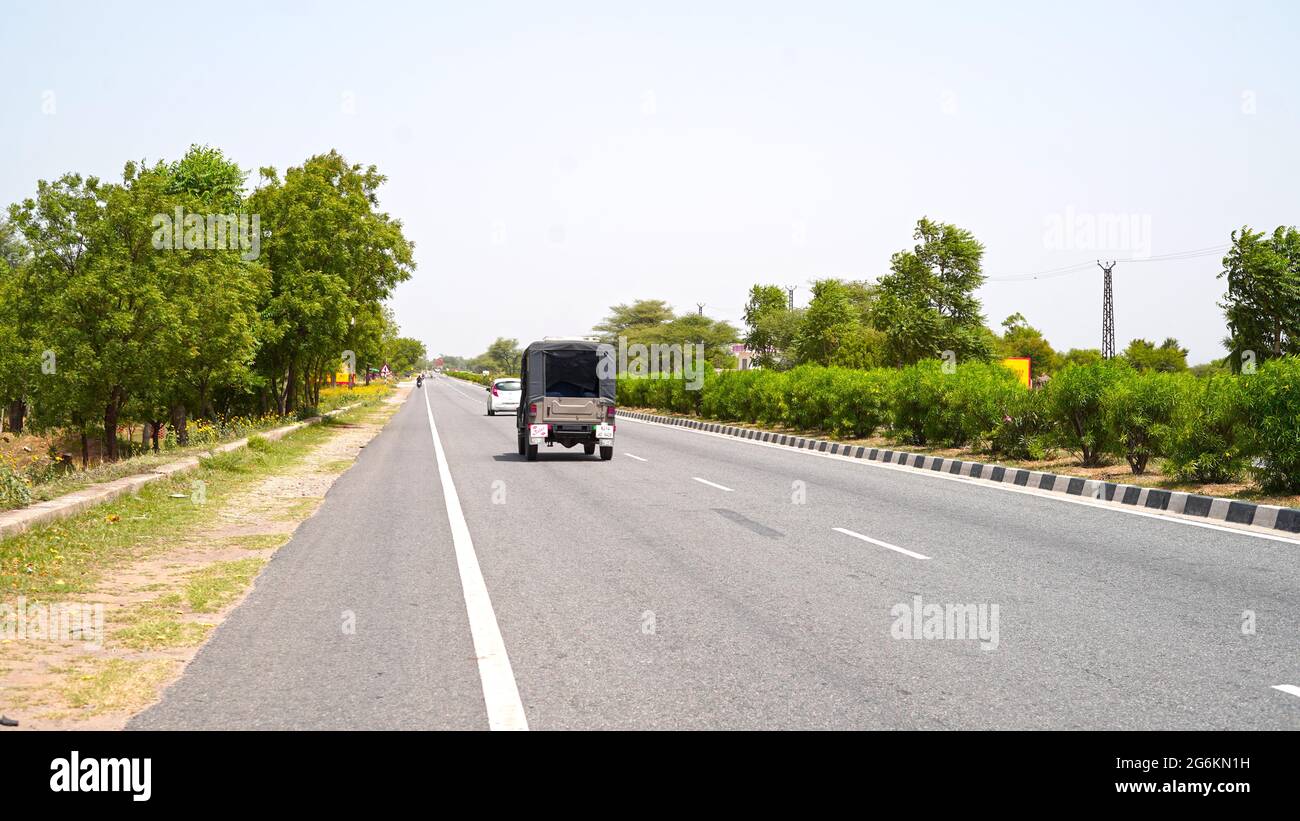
[0,390,405,730]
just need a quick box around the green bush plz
[989,387,1051,460]
[0,461,33,509]
[1045,360,1132,466]
[945,362,1024,448]
[1164,373,1247,483]
[787,366,842,431]
[890,360,1019,447]
[829,368,893,438]
[1102,371,1188,474]
[889,360,951,445]
[1239,355,1300,492]
[750,369,792,426]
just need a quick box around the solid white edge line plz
[624,453,648,462]
[422,387,528,730]
[692,476,734,492]
[618,416,1300,547]
[1271,684,1300,698]
[832,527,932,560]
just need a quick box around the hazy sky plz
[4,0,1297,364]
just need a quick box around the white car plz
[486,378,522,416]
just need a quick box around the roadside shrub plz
[829,368,893,438]
[1044,359,1132,466]
[750,369,792,426]
[943,362,1024,448]
[989,387,1051,460]
[1164,373,1247,483]
[0,459,33,509]
[295,405,320,421]
[889,360,951,445]
[890,360,1019,447]
[787,366,842,431]
[246,435,274,453]
[1239,355,1300,492]
[1101,371,1188,474]
[702,369,762,421]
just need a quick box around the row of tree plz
[0,145,422,462]
[741,217,1295,377]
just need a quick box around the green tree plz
[1123,337,1188,372]
[386,337,428,374]
[792,279,858,366]
[742,285,791,367]
[873,217,992,366]
[1061,348,1103,367]
[474,337,521,373]
[997,313,1061,374]
[592,299,674,343]
[248,151,415,413]
[167,144,247,210]
[10,164,178,461]
[1219,225,1300,371]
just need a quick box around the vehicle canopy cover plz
[521,340,617,404]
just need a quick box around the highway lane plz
[133,376,1300,729]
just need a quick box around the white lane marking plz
[1272,684,1300,699]
[624,453,648,462]
[422,388,528,731]
[441,381,476,401]
[692,477,734,492]
[618,416,1300,547]
[832,527,931,560]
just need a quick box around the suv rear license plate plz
[595,424,614,439]
[529,424,549,438]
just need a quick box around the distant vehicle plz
[516,340,616,461]
[485,377,521,415]
[416,373,423,388]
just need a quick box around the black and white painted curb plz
[621,410,1300,536]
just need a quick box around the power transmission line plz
[985,244,1228,282]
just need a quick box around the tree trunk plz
[283,359,298,415]
[6,399,25,435]
[103,395,121,463]
[150,419,163,453]
[170,402,189,446]
[80,433,89,468]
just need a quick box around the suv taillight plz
[606,406,616,418]
[529,403,537,417]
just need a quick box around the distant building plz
[731,343,755,370]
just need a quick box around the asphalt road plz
[132,375,1300,730]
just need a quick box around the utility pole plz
[1098,260,1116,358]
[785,286,797,311]
[697,303,705,316]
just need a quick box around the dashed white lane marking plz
[1271,684,1300,699]
[692,477,734,492]
[624,453,648,462]
[832,527,931,560]
[617,416,1300,547]
[422,387,528,731]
